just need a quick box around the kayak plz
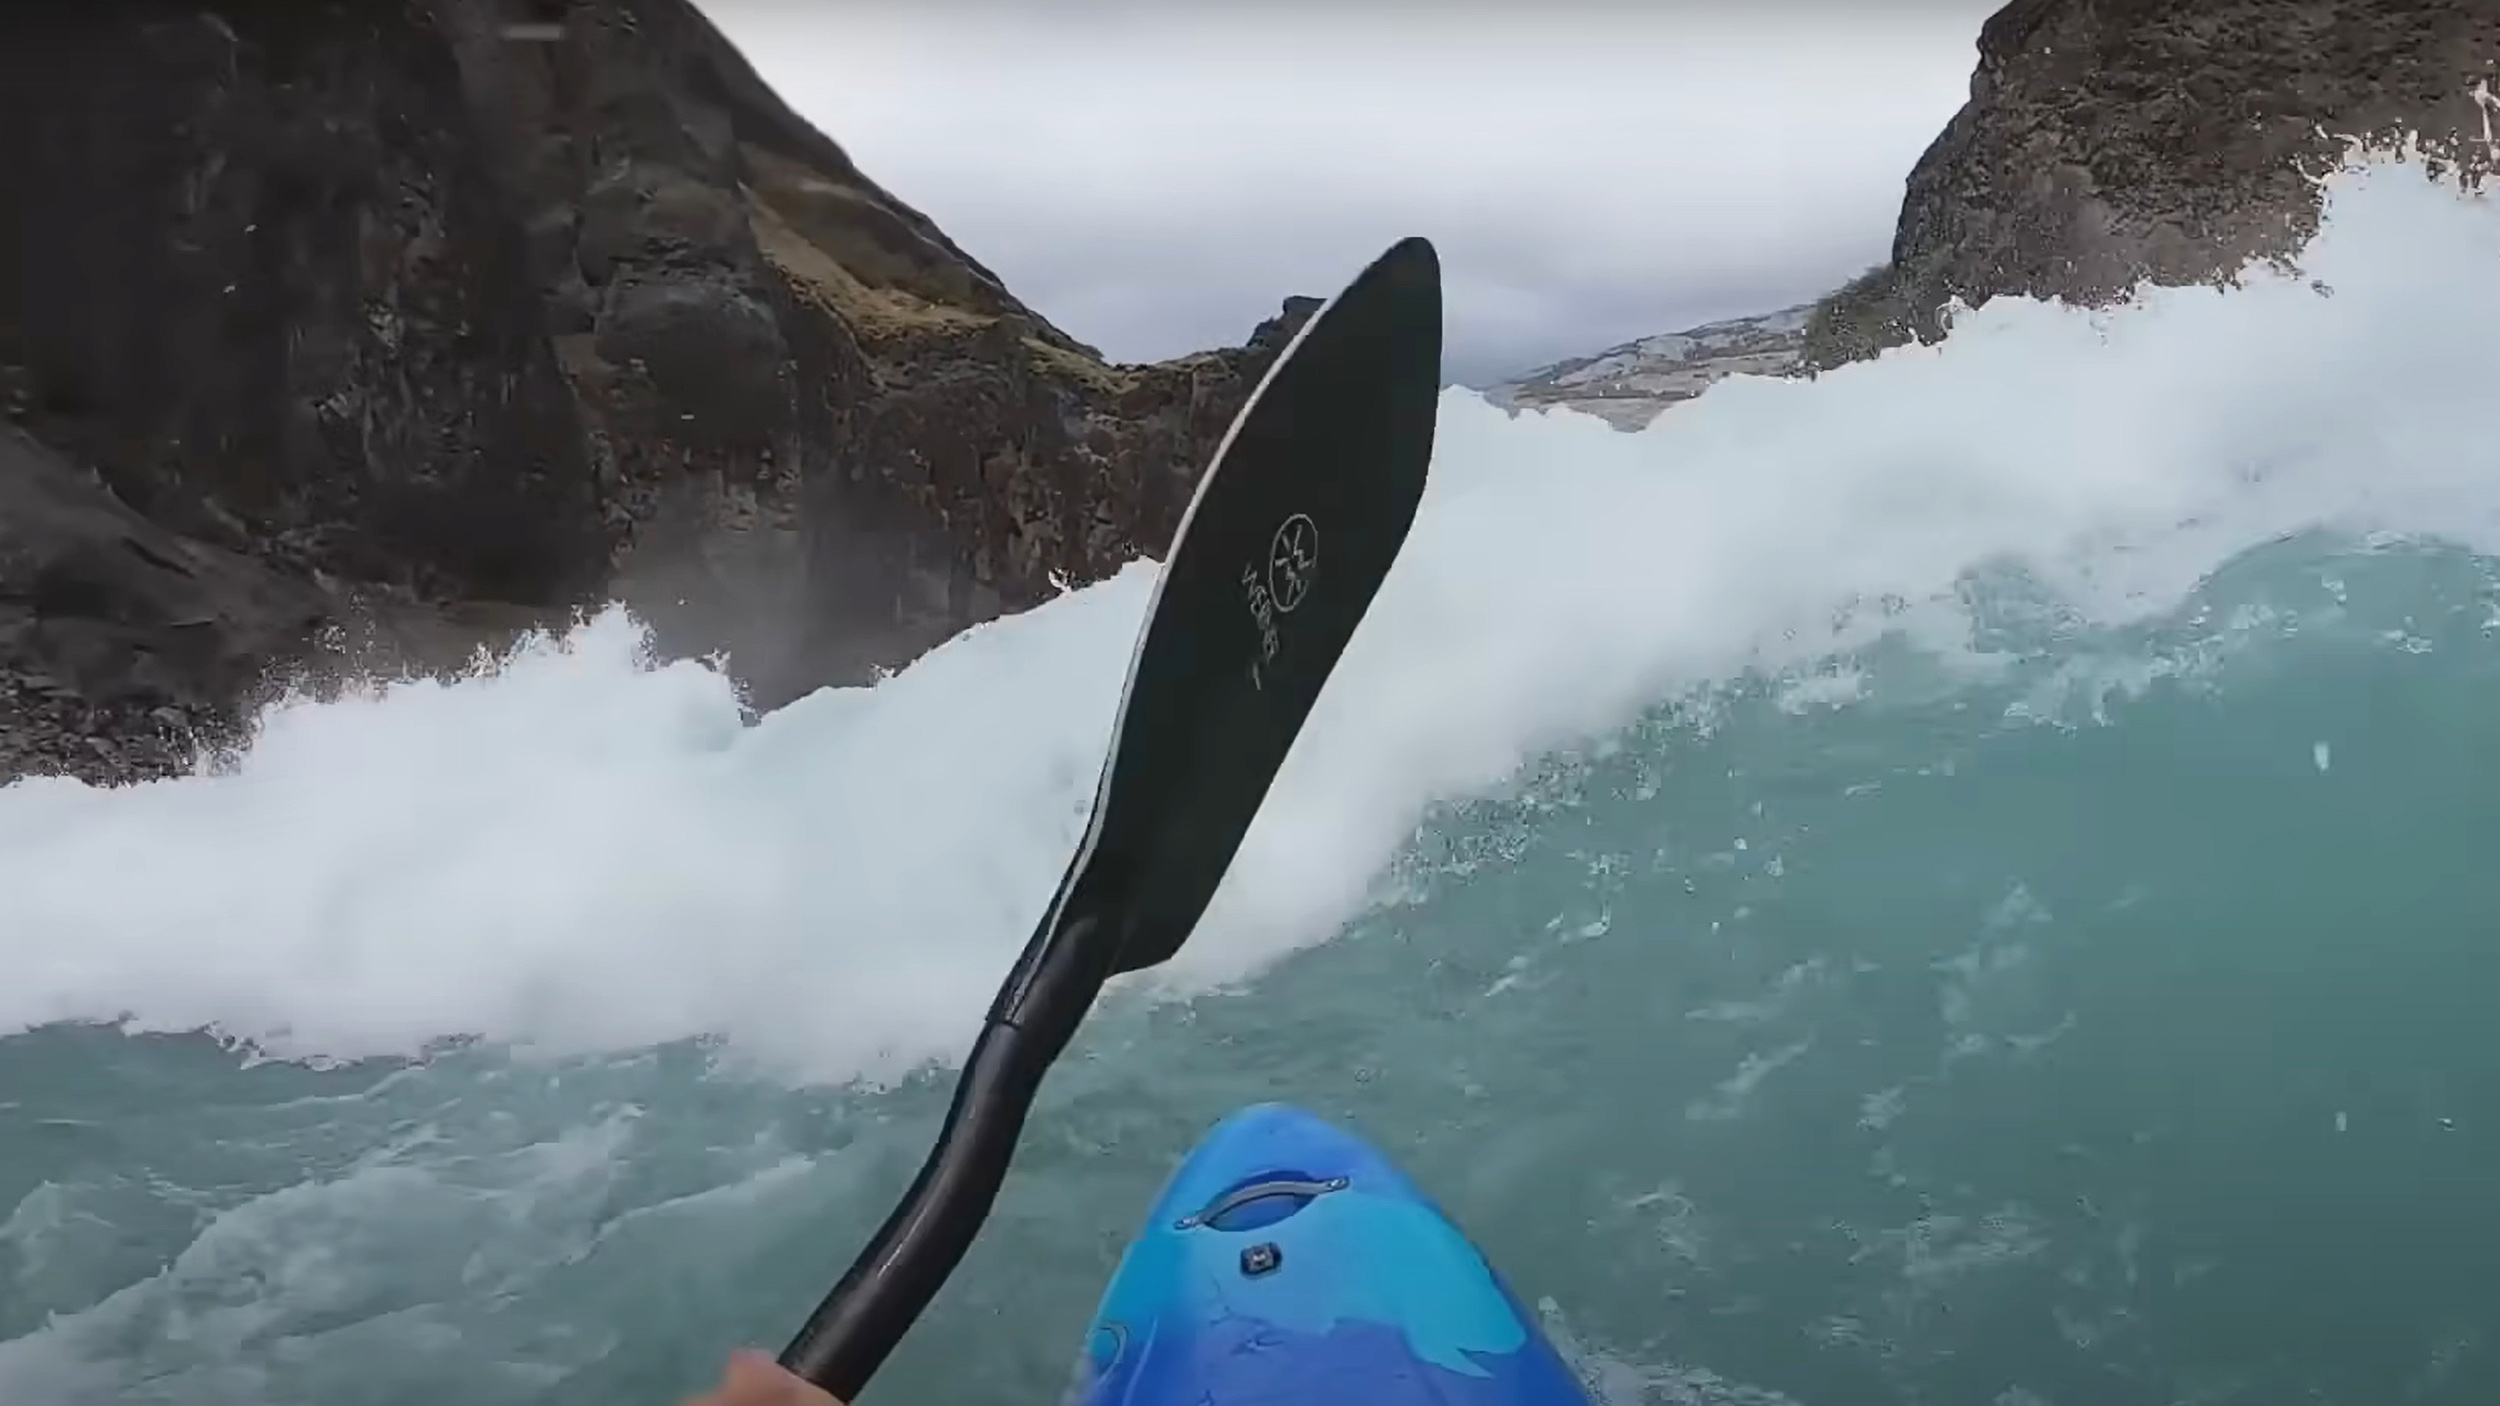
[1068,1103,1596,1405]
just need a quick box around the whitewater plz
[2,147,2496,1405]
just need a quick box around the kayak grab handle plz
[1176,1175,1349,1231]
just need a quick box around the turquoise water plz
[4,151,2497,1404]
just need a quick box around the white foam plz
[4,149,2495,1084]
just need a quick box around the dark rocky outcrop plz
[1,0,1315,785]
[0,426,327,784]
[1803,0,2500,369]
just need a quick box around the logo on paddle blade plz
[1267,513,1317,613]
[1241,512,1316,690]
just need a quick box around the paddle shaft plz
[778,911,1114,1396]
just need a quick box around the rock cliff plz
[1803,0,2500,369]
[1,0,1314,785]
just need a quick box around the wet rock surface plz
[1803,0,2500,368]
[2,0,1314,785]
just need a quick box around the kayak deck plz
[1068,1103,1595,1405]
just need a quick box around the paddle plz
[777,235,1445,1398]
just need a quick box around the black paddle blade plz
[1063,234,1443,978]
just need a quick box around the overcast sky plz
[694,1,2002,386]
